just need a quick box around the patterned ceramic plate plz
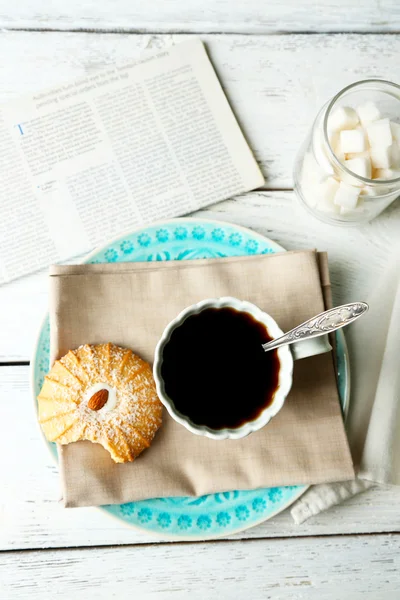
[32,218,349,540]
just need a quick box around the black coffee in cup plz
[160,306,280,430]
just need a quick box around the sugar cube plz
[340,206,352,215]
[315,177,340,213]
[370,145,392,169]
[366,118,393,148]
[361,186,381,197]
[345,151,370,161]
[374,168,400,180]
[328,132,345,162]
[391,121,400,144]
[390,142,400,168]
[370,143,400,170]
[334,182,360,209]
[340,198,365,216]
[344,156,372,180]
[328,129,337,145]
[340,128,367,153]
[356,102,381,127]
[328,106,359,131]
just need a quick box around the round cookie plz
[37,343,162,463]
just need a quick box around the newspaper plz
[0,39,264,284]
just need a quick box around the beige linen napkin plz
[291,248,400,523]
[49,250,354,507]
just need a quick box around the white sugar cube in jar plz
[294,80,400,225]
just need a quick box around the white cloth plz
[291,248,400,524]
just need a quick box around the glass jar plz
[294,80,400,225]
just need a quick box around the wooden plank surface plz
[0,0,399,33]
[2,534,400,599]
[1,22,400,595]
[2,363,400,551]
[0,191,398,361]
[0,32,399,191]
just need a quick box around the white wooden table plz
[1,3,400,598]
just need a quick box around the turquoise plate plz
[32,218,349,540]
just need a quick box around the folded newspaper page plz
[0,39,264,284]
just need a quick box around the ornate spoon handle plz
[262,302,369,353]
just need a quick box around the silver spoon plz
[262,301,369,353]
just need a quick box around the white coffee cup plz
[153,297,332,440]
